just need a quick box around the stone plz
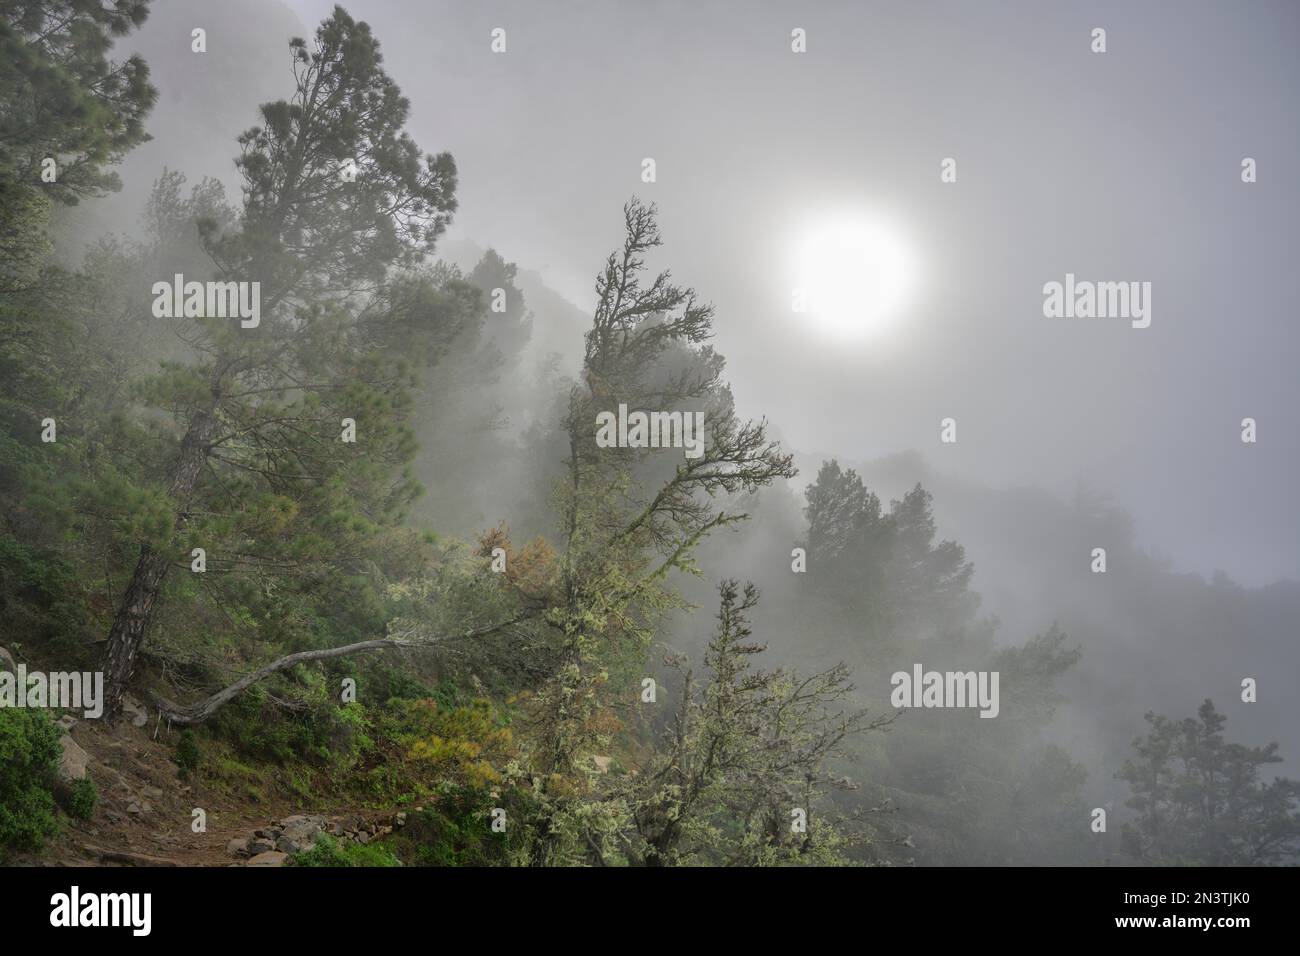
[279,815,325,849]
[0,646,14,674]
[394,812,407,828]
[226,837,249,857]
[248,838,275,855]
[120,694,150,729]
[276,832,322,855]
[246,851,288,867]
[57,735,90,785]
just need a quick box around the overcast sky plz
[118,0,1300,585]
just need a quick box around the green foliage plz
[1119,700,1300,865]
[613,580,880,866]
[175,729,200,779]
[394,790,516,867]
[0,0,158,203]
[289,833,401,867]
[211,690,337,767]
[405,698,513,789]
[0,533,85,653]
[217,6,457,298]
[0,708,61,858]
[63,777,97,820]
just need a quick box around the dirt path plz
[22,709,384,867]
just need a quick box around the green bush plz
[211,685,339,766]
[64,777,97,820]
[289,833,401,867]
[396,787,514,867]
[176,729,200,779]
[0,709,62,858]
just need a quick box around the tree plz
[1119,699,1300,865]
[0,0,157,203]
[99,5,459,719]
[513,200,797,863]
[795,460,1091,864]
[621,580,886,866]
[800,462,975,646]
[467,247,532,361]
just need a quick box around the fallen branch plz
[82,844,181,867]
[147,616,529,725]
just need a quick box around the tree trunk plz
[101,406,219,720]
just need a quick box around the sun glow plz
[794,215,917,342]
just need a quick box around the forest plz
[1,0,1298,869]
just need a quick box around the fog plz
[82,0,1300,587]
[24,0,1299,866]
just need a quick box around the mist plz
[4,0,1297,871]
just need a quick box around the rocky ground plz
[224,812,405,867]
[4,642,395,867]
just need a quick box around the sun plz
[794,215,916,342]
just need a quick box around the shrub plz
[289,833,401,867]
[64,777,97,820]
[0,709,62,858]
[396,787,515,867]
[176,729,200,779]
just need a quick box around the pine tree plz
[100,6,459,719]
[518,200,796,863]
[1119,699,1300,865]
[624,580,883,866]
[0,0,157,203]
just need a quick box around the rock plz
[142,786,164,800]
[356,831,371,845]
[253,828,275,840]
[57,735,90,785]
[394,812,407,828]
[279,814,324,828]
[592,755,612,773]
[248,838,276,855]
[55,715,77,732]
[246,851,288,867]
[279,815,325,850]
[120,694,149,729]
[0,646,14,674]
[126,801,145,816]
[226,837,249,857]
